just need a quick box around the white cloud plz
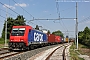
[15,3,28,7]
[3,4,15,9]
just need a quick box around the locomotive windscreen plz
[11,28,25,36]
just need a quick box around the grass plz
[69,43,84,60]
[0,38,9,48]
[78,43,90,56]
[0,38,5,44]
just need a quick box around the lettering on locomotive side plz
[34,32,43,41]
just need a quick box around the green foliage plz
[52,30,64,37]
[1,15,26,39]
[78,26,90,47]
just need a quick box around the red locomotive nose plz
[10,36,25,42]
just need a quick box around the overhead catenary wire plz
[0,1,34,26]
[0,1,19,15]
[55,0,60,18]
[0,14,6,19]
[78,16,90,24]
[38,20,54,30]
[0,8,16,17]
[0,14,6,22]
[61,20,68,30]
[12,0,40,27]
[12,0,34,18]
[55,0,68,31]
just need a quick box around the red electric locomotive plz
[9,26,33,50]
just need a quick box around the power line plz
[12,0,34,18]
[55,0,60,18]
[0,9,5,22]
[38,20,54,30]
[12,0,37,27]
[12,0,51,30]
[78,16,90,24]
[0,14,6,19]
[0,14,6,22]
[0,8,15,17]
[0,1,19,15]
[61,20,68,30]
[55,0,68,31]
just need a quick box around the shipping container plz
[47,34,55,43]
[55,36,61,43]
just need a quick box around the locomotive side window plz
[11,28,25,36]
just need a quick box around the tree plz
[1,15,26,39]
[52,30,64,38]
[78,26,90,47]
[78,31,84,44]
[2,17,14,39]
[14,15,26,26]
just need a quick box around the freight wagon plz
[55,36,61,44]
[47,34,55,44]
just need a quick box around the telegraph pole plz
[76,2,78,49]
[5,7,8,47]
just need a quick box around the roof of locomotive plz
[12,25,33,29]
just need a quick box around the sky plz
[0,0,90,38]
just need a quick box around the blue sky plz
[0,0,90,38]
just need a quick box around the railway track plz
[46,44,69,60]
[0,43,71,60]
[0,48,8,51]
[0,48,24,60]
[0,51,23,60]
[0,48,10,55]
[0,50,10,55]
[0,44,62,60]
[28,43,70,60]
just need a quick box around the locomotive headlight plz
[20,40,24,41]
[11,40,13,41]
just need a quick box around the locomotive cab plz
[9,26,32,50]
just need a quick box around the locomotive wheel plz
[30,45,34,50]
[26,47,30,50]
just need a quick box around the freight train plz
[8,25,66,50]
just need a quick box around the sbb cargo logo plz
[34,32,43,41]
